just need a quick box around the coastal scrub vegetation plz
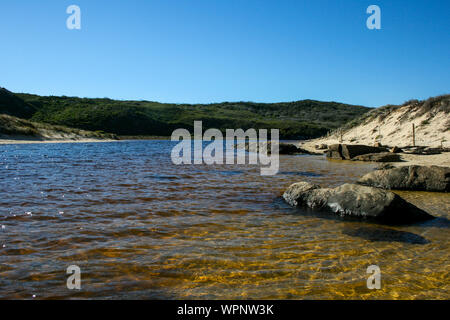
[0,88,370,139]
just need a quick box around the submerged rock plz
[351,152,402,162]
[357,165,450,192]
[283,181,433,223]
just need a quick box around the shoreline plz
[0,135,172,145]
[1,137,449,168]
[0,138,118,145]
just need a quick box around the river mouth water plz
[0,140,448,299]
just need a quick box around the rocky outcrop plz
[351,152,402,162]
[375,163,396,170]
[326,144,386,160]
[357,165,450,192]
[279,143,311,155]
[325,144,344,159]
[283,181,434,223]
[402,146,444,155]
[239,141,320,155]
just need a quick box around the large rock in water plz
[326,144,386,160]
[283,182,433,223]
[326,144,344,159]
[351,152,402,162]
[357,165,450,192]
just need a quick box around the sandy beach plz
[0,137,117,145]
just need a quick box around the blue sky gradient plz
[1,0,449,107]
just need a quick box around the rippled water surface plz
[0,141,448,299]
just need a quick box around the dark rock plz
[283,181,433,223]
[326,144,344,159]
[238,142,320,155]
[422,147,442,155]
[315,143,328,150]
[276,143,321,155]
[326,144,386,160]
[296,146,322,155]
[326,150,344,160]
[402,146,442,155]
[279,143,304,155]
[357,165,450,192]
[341,144,386,159]
[351,152,402,162]
[375,163,396,170]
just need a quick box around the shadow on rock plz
[342,226,430,245]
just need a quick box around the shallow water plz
[0,140,448,299]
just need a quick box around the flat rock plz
[326,144,386,160]
[351,152,402,162]
[375,163,396,170]
[283,181,433,224]
[357,165,450,192]
[402,146,443,155]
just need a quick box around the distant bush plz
[10,92,370,139]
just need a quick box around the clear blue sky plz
[1,0,449,107]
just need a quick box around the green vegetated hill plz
[0,87,37,118]
[1,87,370,139]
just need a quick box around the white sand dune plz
[301,95,450,167]
[305,96,449,148]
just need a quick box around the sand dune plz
[301,95,450,167]
[304,95,449,149]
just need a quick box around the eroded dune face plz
[306,95,450,149]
